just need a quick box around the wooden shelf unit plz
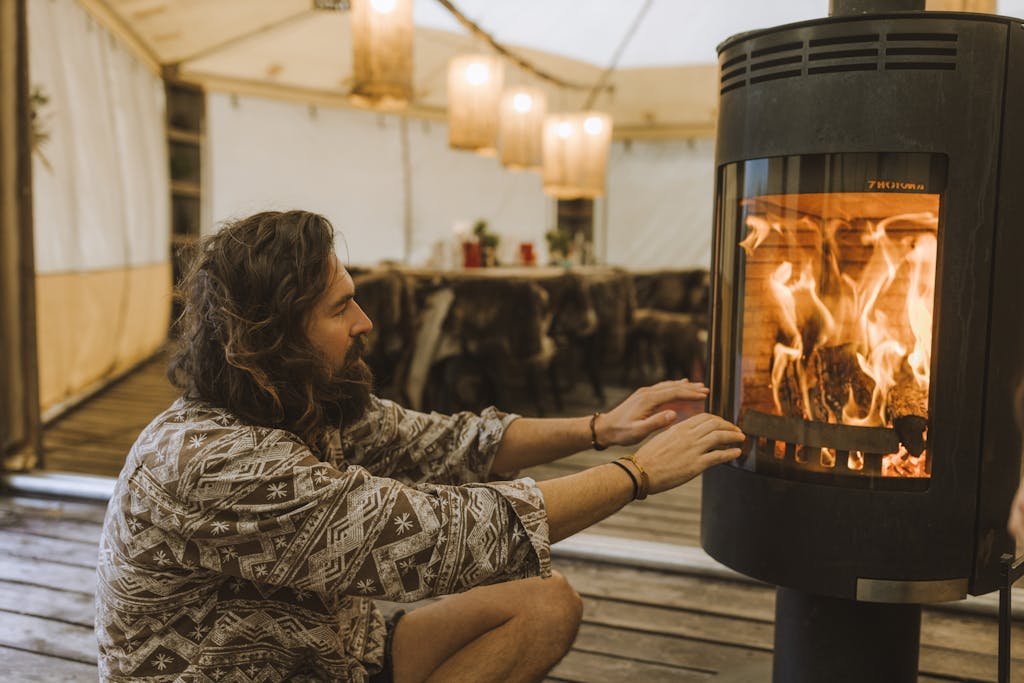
[166,82,205,310]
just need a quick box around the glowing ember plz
[739,194,938,478]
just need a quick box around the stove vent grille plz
[720,31,958,94]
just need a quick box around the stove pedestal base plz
[773,587,921,683]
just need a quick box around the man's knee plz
[530,571,583,652]
[547,570,584,624]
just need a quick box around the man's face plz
[306,256,373,374]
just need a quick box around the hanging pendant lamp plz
[542,111,613,199]
[447,54,505,155]
[349,0,413,110]
[499,86,546,170]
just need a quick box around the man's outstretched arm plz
[536,412,745,543]
[491,379,709,475]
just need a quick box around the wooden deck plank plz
[0,611,97,664]
[0,555,97,595]
[0,581,95,627]
[0,514,103,545]
[0,495,110,524]
[580,595,772,652]
[550,648,710,682]
[0,645,99,682]
[573,622,772,673]
[555,558,776,621]
[0,528,100,567]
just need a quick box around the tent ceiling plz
[90,0,1021,135]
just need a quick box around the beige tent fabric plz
[35,264,171,413]
[28,0,170,414]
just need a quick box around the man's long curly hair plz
[167,210,371,458]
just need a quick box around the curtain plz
[604,137,715,270]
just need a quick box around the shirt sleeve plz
[178,426,550,604]
[339,395,520,485]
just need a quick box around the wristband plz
[590,412,608,451]
[624,454,650,500]
[610,460,639,501]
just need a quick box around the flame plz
[743,197,938,477]
[739,215,783,255]
[905,234,936,388]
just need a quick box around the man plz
[95,210,746,682]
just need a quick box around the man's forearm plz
[537,463,634,543]
[491,416,604,475]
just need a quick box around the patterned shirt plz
[95,395,551,682]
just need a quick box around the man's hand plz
[1009,478,1024,554]
[633,413,746,495]
[596,379,710,447]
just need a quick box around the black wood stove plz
[701,1,1024,680]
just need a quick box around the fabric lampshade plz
[542,111,613,199]
[447,54,505,154]
[349,0,413,110]
[499,86,546,170]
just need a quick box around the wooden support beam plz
[178,71,717,141]
[176,70,449,122]
[75,0,162,75]
[0,0,41,470]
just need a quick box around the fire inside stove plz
[721,154,944,489]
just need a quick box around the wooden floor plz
[41,354,181,477]
[0,494,1019,682]
[40,352,703,546]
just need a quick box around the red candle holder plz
[462,241,482,268]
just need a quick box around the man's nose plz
[353,302,373,334]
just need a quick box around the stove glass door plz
[716,153,946,490]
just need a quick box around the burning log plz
[774,348,806,419]
[814,343,874,421]
[888,358,928,456]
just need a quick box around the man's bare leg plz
[389,570,583,683]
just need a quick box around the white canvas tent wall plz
[28,0,170,417]
[205,92,717,269]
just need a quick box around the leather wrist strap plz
[610,460,639,501]
[589,412,608,451]
[623,454,650,500]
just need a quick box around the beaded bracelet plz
[589,412,608,451]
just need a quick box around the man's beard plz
[325,337,374,430]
